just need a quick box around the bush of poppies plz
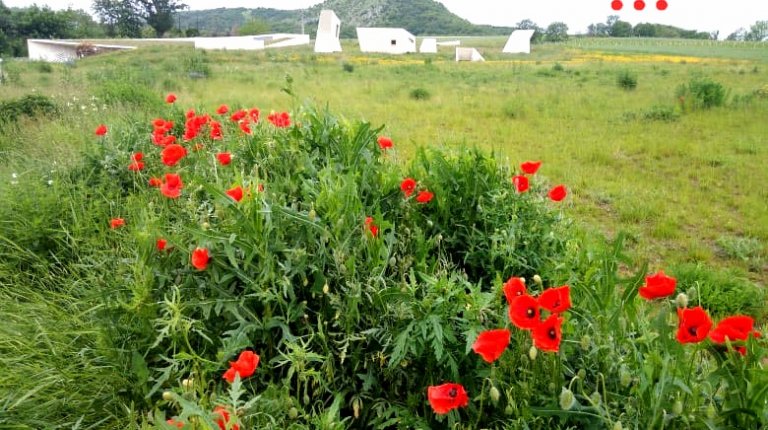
[88,93,579,428]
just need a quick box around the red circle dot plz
[634,0,645,10]
[656,0,668,10]
[611,0,623,10]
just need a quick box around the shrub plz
[716,235,764,270]
[676,77,727,109]
[617,70,638,90]
[342,62,354,73]
[622,105,680,122]
[0,94,58,127]
[552,62,565,72]
[35,61,54,73]
[409,87,431,100]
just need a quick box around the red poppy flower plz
[416,190,434,204]
[508,294,540,330]
[257,183,264,193]
[110,218,125,229]
[502,277,527,305]
[267,111,291,128]
[676,306,713,344]
[377,136,393,150]
[161,144,188,167]
[156,238,167,252]
[223,350,260,383]
[400,178,417,197]
[226,186,244,202]
[230,109,247,122]
[148,177,162,188]
[512,175,529,193]
[238,121,251,135]
[248,108,260,123]
[166,418,184,429]
[538,285,571,314]
[185,109,195,119]
[427,383,469,415]
[472,329,510,363]
[638,270,676,300]
[548,185,567,202]
[365,216,378,237]
[128,161,144,171]
[709,315,755,344]
[160,173,183,198]
[217,152,232,166]
[95,124,107,136]
[216,104,229,115]
[532,314,564,352]
[213,407,239,430]
[520,161,542,175]
[165,93,177,104]
[191,247,209,271]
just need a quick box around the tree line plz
[587,15,767,41]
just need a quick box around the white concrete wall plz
[419,38,437,53]
[265,34,310,49]
[315,10,342,53]
[194,36,266,50]
[28,40,78,62]
[356,28,417,54]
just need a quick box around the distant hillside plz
[175,0,512,37]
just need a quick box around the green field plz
[3,39,766,283]
[1,38,767,428]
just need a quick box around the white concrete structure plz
[194,34,309,51]
[419,38,437,53]
[314,10,342,53]
[502,30,536,54]
[455,47,484,62]
[356,27,417,54]
[27,39,135,62]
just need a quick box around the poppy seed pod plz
[162,391,174,401]
[672,400,683,415]
[675,292,689,308]
[533,274,543,286]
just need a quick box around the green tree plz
[745,20,768,41]
[609,20,633,37]
[93,0,142,37]
[515,19,544,43]
[544,22,569,42]
[137,0,186,37]
[236,18,271,36]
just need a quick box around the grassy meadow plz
[0,38,767,428]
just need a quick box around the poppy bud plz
[577,369,587,381]
[182,378,193,390]
[388,256,397,266]
[489,386,501,404]
[533,274,543,286]
[427,219,433,227]
[303,394,310,405]
[352,398,361,418]
[590,391,601,406]
[672,400,683,415]
[580,335,591,351]
[308,209,316,220]
[505,405,514,415]
[706,404,716,419]
[619,367,632,387]
[559,387,575,411]
[288,407,298,419]
[686,287,697,301]
[613,421,623,430]
[529,345,538,361]
[162,391,174,401]
[675,292,689,308]
[323,282,329,294]
[303,278,308,286]
[201,222,210,230]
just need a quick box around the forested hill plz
[175,0,513,37]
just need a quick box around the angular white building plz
[502,30,536,54]
[356,27,417,54]
[455,47,484,62]
[315,10,342,53]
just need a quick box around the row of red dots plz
[612,0,668,10]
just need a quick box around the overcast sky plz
[5,0,767,38]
